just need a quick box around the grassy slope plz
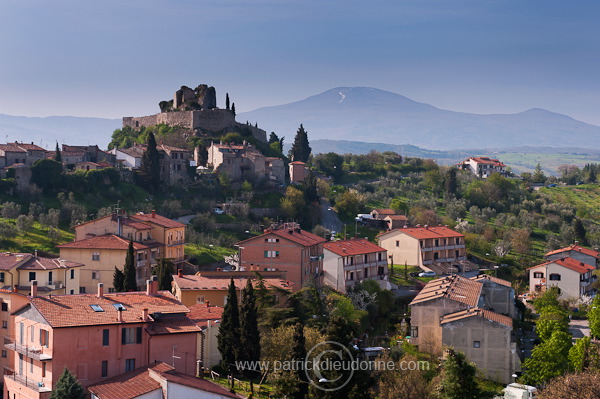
[0,221,74,256]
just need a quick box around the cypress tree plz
[49,368,86,399]
[292,323,309,399]
[217,278,241,373]
[123,239,137,291]
[290,124,311,162]
[239,279,260,377]
[113,266,125,292]
[226,93,230,110]
[231,103,236,117]
[139,132,160,192]
[445,167,457,195]
[269,132,280,144]
[54,142,62,163]
[154,258,174,291]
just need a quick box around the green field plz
[498,152,600,175]
[540,183,600,219]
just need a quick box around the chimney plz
[97,283,104,298]
[146,279,153,296]
[13,285,18,292]
[152,275,158,294]
[31,281,38,297]
[178,269,183,278]
[151,210,156,218]
[142,308,149,322]
[206,300,210,308]
[117,308,124,323]
[34,250,38,258]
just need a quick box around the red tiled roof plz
[27,291,190,328]
[57,234,154,250]
[545,244,600,259]
[16,143,45,151]
[117,145,146,158]
[528,257,595,274]
[410,275,482,307]
[324,239,385,256]
[87,363,168,398]
[151,367,240,398]
[289,161,306,165]
[0,144,26,153]
[145,314,201,335]
[266,228,327,247]
[187,304,224,330]
[467,157,506,167]
[470,274,512,288]
[173,275,292,292]
[384,215,409,221]
[383,226,464,240]
[131,213,186,229]
[0,253,83,271]
[440,307,512,328]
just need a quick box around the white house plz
[457,156,507,178]
[528,257,596,299]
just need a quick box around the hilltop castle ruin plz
[123,84,266,143]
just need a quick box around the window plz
[101,361,108,377]
[2,321,7,329]
[70,269,75,280]
[42,362,46,378]
[90,305,104,312]
[70,290,74,295]
[473,341,481,348]
[1,350,6,358]
[30,358,33,373]
[108,288,115,293]
[533,272,544,278]
[102,329,109,346]
[395,241,399,247]
[91,271,100,280]
[435,239,439,247]
[40,329,49,347]
[92,252,100,261]
[364,268,369,278]
[364,254,368,263]
[28,272,36,282]
[1,302,7,311]
[0,272,4,282]
[122,327,142,345]
[349,272,354,281]
[549,273,561,281]
[265,238,279,243]
[378,253,382,261]
[125,358,136,372]
[196,295,205,304]
[31,326,34,342]
[48,271,52,283]
[113,303,126,311]
[264,251,279,258]
[455,238,460,245]
[410,326,418,338]
[79,287,86,294]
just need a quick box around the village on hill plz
[0,84,599,399]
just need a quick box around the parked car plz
[213,207,225,215]
[418,271,437,277]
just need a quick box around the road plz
[569,318,590,339]
[320,200,343,233]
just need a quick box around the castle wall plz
[191,109,235,131]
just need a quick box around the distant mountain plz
[0,114,120,149]
[239,87,600,150]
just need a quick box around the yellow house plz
[74,211,186,265]
[57,234,160,293]
[0,252,82,295]
[172,270,292,308]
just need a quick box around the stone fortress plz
[123,84,267,143]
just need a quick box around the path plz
[320,200,343,233]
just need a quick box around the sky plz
[1,0,599,125]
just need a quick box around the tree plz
[123,240,137,292]
[139,132,160,192]
[289,124,311,162]
[536,306,570,342]
[568,336,591,372]
[533,163,546,184]
[30,159,63,192]
[445,167,458,195]
[588,296,600,339]
[154,258,174,291]
[291,323,309,399]
[239,279,260,378]
[269,132,279,144]
[231,102,236,117]
[313,152,343,181]
[303,171,320,204]
[538,371,600,399]
[55,142,62,163]
[439,348,481,399]
[113,266,125,292]
[522,330,572,385]
[226,93,230,110]
[217,278,241,374]
[50,368,86,399]
[573,218,588,246]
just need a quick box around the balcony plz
[343,260,387,270]
[4,373,51,393]
[167,240,185,247]
[45,281,64,290]
[310,254,324,262]
[136,260,148,268]
[4,337,52,361]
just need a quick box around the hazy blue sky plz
[1,0,599,125]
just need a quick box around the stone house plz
[470,274,517,318]
[289,161,308,184]
[207,141,285,184]
[4,281,199,399]
[236,222,326,292]
[0,142,47,167]
[322,239,388,293]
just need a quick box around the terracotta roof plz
[0,253,83,271]
[87,362,173,399]
[263,228,327,247]
[145,314,201,335]
[131,213,186,229]
[528,257,595,274]
[57,234,154,250]
[117,145,145,158]
[16,143,45,151]
[289,161,306,165]
[173,275,292,292]
[324,239,385,256]
[158,144,189,153]
[545,244,600,259]
[470,274,512,288]
[384,226,464,240]
[373,209,396,216]
[187,304,224,330]
[27,291,189,328]
[465,157,506,167]
[440,307,512,328]
[384,215,409,221]
[150,367,240,398]
[0,144,26,153]
[410,275,482,307]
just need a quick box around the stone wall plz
[191,109,235,131]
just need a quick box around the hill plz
[0,114,120,149]
[239,87,600,151]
